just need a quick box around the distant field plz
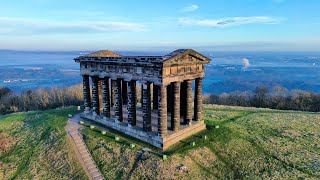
[0,105,319,179]
[0,107,87,179]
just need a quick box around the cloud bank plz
[179,16,282,28]
[0,17,146,34]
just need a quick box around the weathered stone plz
[194,78,203,121]
[110,80,115,107]
[91,76,100,115]
[152,84,158,110]
[82,75,91,113]
[102,77,111,118]
[114,79,123,122]
[167,84,173,113]
[142,82,152,131]
[122,80,128,105]
[171,82,180,131]
[185,80,192,124]
[158,85,167,137]
[98,79,103,112]
[75,49,211,150]
[180,81,187,119]
[127,80,137,126]
[140,84,143,106]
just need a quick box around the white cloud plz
[0,17,146,34]
[179,16,283,28]
[182,4,199,12]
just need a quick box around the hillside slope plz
[82,105,320,179]
[0,105,319,179]
[0,107,87,179]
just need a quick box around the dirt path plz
[65,114,105,180]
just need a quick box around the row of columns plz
[82,75,203,137]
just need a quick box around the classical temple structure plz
[74,49,211,150]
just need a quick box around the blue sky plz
[0,0,319,51]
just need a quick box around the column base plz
[84,107,91,114]
[80,114,206,151]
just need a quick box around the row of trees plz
[203,85,320,112]
[1,84,320,114]
[0,85,83,114]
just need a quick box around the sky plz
[0,0,319,52]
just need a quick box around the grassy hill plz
[0,105,319,179]
[0,107,87,179]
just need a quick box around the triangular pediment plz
[162,49,210,65]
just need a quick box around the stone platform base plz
[81,113,206,150]
[162,121,206,150]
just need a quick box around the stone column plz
[185,80,192,124]
[171,82,180,131]
[142,82,152,131]
[167,84,172,113]
[153,84,158,110]
[158,85,167,137]
[91,76,100,116]
[110,80,115,107]
[194,78,203,121]
[122,80,128,105]
[102,77,111,118]
[140,84,143,107]
[114,79,123,122]
[82,75,91,114]
[180,81,187,119]
[127,80,137,126]
[98,79,103,112]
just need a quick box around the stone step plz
[94,175,105,180]
[76,143,85,148]
[72,136,81,140]
[89,168,98,173]
[77,144,86,149]
[91,172,102,178]
[77,145,86,150]
[74,140,83,143]
[67,118,105,180]
[83,156,93,162]
[87,164,96,170]
[70,133,79,137]
[81,153,90,158]
[85,161,94,166]
[78,146,87,151]
[79,149,88,154]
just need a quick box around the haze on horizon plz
[0,0,319,52]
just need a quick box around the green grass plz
[1,104,319,179]
[82,104,320,179]
[0,107,87,180]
